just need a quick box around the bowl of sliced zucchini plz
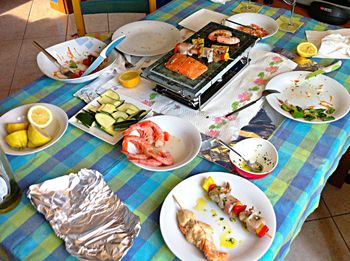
[69,89,151,145]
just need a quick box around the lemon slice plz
[5,130,28,149]
[27,124,52,147]
[27,105,53,128]
[5,122,29,134]
[296,42,318,58]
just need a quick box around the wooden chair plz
[72,0,157,36]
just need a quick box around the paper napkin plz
[306,29,350,59]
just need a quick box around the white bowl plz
[37,36,118,84]
[125,115,202,172]
[229,138,278,179]
[0,103,68,155]
[225,13,279,40]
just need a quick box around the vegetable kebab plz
[173,37,231,64]
[202,177,271,238]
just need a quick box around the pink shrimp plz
[123,121,165,147]
[121,136,152,160]
[146,148,174,166]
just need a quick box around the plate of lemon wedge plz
[0,103,68,155]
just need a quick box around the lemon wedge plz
[296,42,318,58]
[5,130,28,149]
[27,141,37,148]
[27,124,52,147]
[27,105,53,128]
[5,122,29,134]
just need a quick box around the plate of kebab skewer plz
[159,172,276,261]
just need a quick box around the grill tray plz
[141,22,258,98]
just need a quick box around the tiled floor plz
[1,0,350,260]
[0,0,145,99]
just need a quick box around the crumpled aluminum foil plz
[27,169,140,260]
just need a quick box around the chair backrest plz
[72,0,157,36]
[80,0,151,14]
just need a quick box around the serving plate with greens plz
[69,89,151,144]
[265,71,350,124]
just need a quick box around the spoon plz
[201,138,264,173]
[81,35,126,76]
[216,139,264,173]
[32,40,75,77]
[224,89,280,118]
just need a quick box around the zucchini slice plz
[76,112,95,128]
[113,100,125,108]
[95,113,116,129]
[114,119,138,131]
[116,117,125,122]
[117,103,140,113]
[87,105,99,113]
[112,111,128,120]
[98,96,116,105]
[102,89,120,100]
[128,109,148,120]
[100,103,116,114]
[102,126,118,136]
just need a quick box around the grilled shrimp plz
[217,35,240,45]
[177,209,228,261]
[208,30,232,41]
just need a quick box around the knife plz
[82,35,126,77]
[305,61,342,80]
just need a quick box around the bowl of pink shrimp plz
[121,115,202,172]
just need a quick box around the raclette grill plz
[141,22,258,110]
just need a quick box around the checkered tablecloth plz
[1,0,350,260]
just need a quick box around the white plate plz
[37,36,118,84]
[69,92,151,145]
[127,115,201,172]
[111,20,181,56]
[266,71,350,124]
[224,13,279,40]
[179,9,228,32]
[160,172,276,261]
[0,103,68,155]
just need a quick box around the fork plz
[119,51,134,69]
[224,89,280,117]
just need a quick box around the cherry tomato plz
[82,58,90,66]
[256,225,269,238]
[208,184,217,192]
[232,203,247,216]
[69,73,80,79]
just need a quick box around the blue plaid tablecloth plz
[1,0,350,260]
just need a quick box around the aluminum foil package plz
[27,169,140,260]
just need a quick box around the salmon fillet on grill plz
[165,53,208,80]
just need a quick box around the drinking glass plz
[0,146,22,213]
[280,0,299,31]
